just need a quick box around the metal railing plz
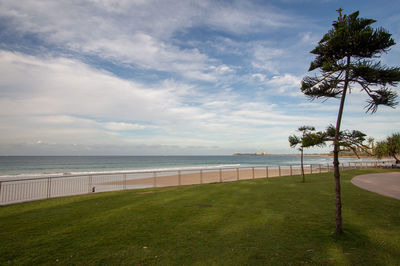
[0,159,394,205]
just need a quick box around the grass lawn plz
[1,169,399,265]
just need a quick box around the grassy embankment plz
[1,169,399,265]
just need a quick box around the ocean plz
[0,155,373,180]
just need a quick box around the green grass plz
[1,169,399,265]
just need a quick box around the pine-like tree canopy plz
[301,10,400,113]
[300,9,400,234]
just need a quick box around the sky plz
[0,0,399,156]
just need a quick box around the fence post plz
[200,169,203,184]
[47,177,51,199]
[236,168,239,181]
[219,169,222,182]
[0,182,2,204]
[319,164,322,173]
[327,163,330,172]
[310,164,312,174]
[278,166,281,177]
[123,174,127,190]
[290,165,293,176]
[266,166,269,178]
[178,170,182,186]
[88,175,93,193]
[153,172,157,188]
[252,167,255,179]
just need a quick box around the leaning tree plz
[301,9,400,233]
[289,126,318,183]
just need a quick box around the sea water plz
[0,155,374,180]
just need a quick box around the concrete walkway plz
[351,172,400,200]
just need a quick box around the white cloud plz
[0,50,180,121]
[0,0,300,82]
[266,74,302,95]
[251,44,284,74]
[1,1,399,155]
[298,31,320,45]
[0,50,324,154]
[203,2,295,34]
[251,73,266,82]
[102,122,151,131]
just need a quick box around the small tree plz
[375,133,400,164]
[301,9,400,233]
[289,125,368,182]
[289,126,318,182]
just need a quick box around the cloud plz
[251,73,266,82]
[0,0,300,83]
[202,1,296,34]
[266,74,302,95]
[0,50,324,154]
[298,31,320,45]
[251,44,285,74]
[0,50,180,121]
[1,1,398,155]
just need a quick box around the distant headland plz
[233,152,331,157]
[232,152,269,156]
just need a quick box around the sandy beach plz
[104,166,328,188]
[1,165,331,205]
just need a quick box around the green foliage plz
[301,132,325,148]
[375,133,400,163]
[288,126,318,150]
[301,10,400,113]
[375,141,388,158]
[288,134,301,148]
[298,125,316,132]
[292,125,368,157]
[289,126,321,182]
[324,125,367,152]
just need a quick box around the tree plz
[375,133,400,164]
[300,9,400,233]
[288,126,319,182]
[289,125,368,182]
[367,137,375,154]
[310,125,369,157]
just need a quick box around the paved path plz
[351,172,400,200]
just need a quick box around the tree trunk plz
[333,55,351,234]
[333,142,342,233]
[301,148,305,182]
